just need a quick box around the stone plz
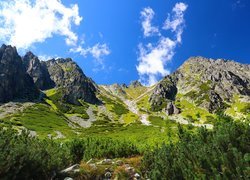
[165,102,180,115]
[60,164,80,174]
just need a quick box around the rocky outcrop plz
[149,76,178,111]
[0,45,39,103]
[150,56,250,113]
[129,80,142,88]
[0,44,99,105]
[164,102,180,115]
[23,52,55,90]
[45,58,99,105]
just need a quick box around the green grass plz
[44,88,57,97]
[78,122,180,150]
[124,86,147,99]
[175,97,214,123]
[183,81,212,106]
[44,88,90,119]
[121,112,139,124]
[44,99,58,110]
[148,116,166,126]
[99,95,129,119]
[7,104,75,138]
[136,95,151,112]
[225,95,250,119]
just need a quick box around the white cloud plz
[137,38,175,85]
[0,0,82,49]
[38,54,54,61]
[140,7,160,37]
[163,2,188,43]
[137,2,188,86]
[70,43,111,65]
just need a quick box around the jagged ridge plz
[150,56,250,113]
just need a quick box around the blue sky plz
[0,0,249,85]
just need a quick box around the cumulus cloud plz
[0,0,82,49]
[70,43,111,65]
[141,7,160,37]
[137,2,188,86]
[38,54,53,61]
[163,2,188,43]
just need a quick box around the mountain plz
[150,57,250,117]
[23,51,55,90]
[0,46,249,139]
[45,58,99,105]
[22,50,99,105]
[0,45,39,103]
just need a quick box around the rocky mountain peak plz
[129,80,143,88]
[0,45,39,103]
[0,44,99,105]
[150,56,250,113]
[45,58,99,104]
[22,51,55,90]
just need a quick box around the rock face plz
[165,102,180,115]
[45,58,99,104]
[23,52,55,90]
[150,57,250,113]
[150,76,178,111]
[129,80,142,88]
[0,44,99,105]
[0,45,39,103]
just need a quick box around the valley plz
[0,45,249,179]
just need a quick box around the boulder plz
[165,102,180,115]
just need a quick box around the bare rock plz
[0,44,39,103]
[165,102,180,115]
[22,51,55,90]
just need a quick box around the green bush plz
[142,115,250,179]
[0,128,141,179]
[0,128,72,179]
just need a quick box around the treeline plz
[142,115,250,179]
[0,129,140,179]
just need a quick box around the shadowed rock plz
[45,58,99,105]
[22,51,55,90]
[0,45,39,103]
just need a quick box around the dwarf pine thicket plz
[0,114,249,179]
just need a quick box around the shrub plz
[142,116,250,179]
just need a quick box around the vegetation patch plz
[142,116,250,179]
[99,95,129,118]
[124,86,147,99]
[225,95,250,119]
[44,88,89,119]
[175,98,214,123]
[148,116,166,127]
[136,95,151,112]
[122,112,139,124]
[9,104,74,138]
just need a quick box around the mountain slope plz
[150,57,250,121]
[45,58,99,105]
[0,47,249,139]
